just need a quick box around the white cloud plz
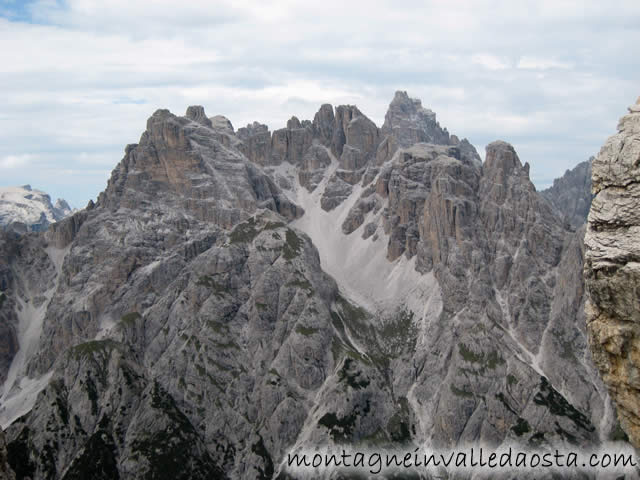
[471,54,510,71]
[0,154,33,169]
[517,57,573,70]
[0,0,639,206]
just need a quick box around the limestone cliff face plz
[584,97,640,448]
[541,159,593,230]
[0,93,618,479]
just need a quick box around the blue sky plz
[0,0,638,207]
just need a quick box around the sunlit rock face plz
[0,93,617,479]
[584,96,640,448]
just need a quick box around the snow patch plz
[0,293,54,427]
[286,150,441,320]
[495,288,546,377]
[1,295,51,399]
[45,245,70,276]
[0,244,68,427]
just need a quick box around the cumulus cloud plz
[0,0,639,204]
[517,57,573,70]
[0,154,33,169]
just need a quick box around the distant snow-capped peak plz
[0,185,73,233]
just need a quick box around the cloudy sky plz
[0,0,638,207]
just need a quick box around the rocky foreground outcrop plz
[584,97,640,448]
[0,92,620,479]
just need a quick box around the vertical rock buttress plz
[584,97,640,447]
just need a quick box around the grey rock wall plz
[584,97,640,448]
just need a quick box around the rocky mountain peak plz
[332,105,379,164]
[480,141,535,203]
[381,90,449,148]
[97,107,301,226]
[484,140,520,172]
[0,92,620,479]
[53,198,71,213]
[286,116,302,130]
[312,103,335,145]
[385,90,436,124]
[541,159,593,229]
[210,115,234,133]
[185,105,213,127]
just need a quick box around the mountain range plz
[0,91,624,479]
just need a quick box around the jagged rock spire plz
[185,105,212,127]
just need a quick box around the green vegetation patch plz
[295,324,319,337]
[251,434,274,480]
[458,343,505,372]
[229,217,259,244]
[86,376,101,411]
[62,417,119,480]
[387,397,412,443]
[485,350,505,369]
[361,428,390,446]
[120,311,141,326]
[318,400,370,443]
[196,275,230,297]
[212,339,240,350]
[70,339,120,361]
[263,221,285,230]
[533,376,594,432]
[331,298,395,372]
[50,380,70,426]
[337,358,370,390]
[609,421,630,442]
[331,337,371,367]
[130,382,223,479]
[450,384,473,398]
[459,343,485,363]
[282,229,303,259]
[335,296,368,331]
[206,320,229,334]
[7,427,36,480]
[378,308,417,358]
[287,278,314,296]
[511,417,531,437]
